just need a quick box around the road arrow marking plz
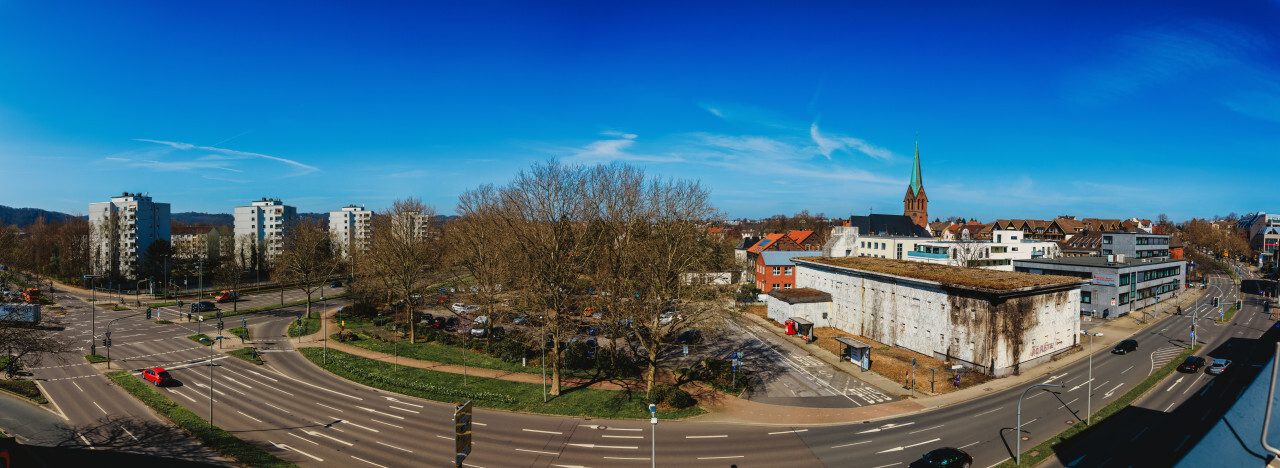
[270,442,322,462]
[1044,373,1068,383]
[567,443,637,449]
[384,396,424,408]
[1067,455,1087,467]
[1068,379,1092,392]
[876,438,941,453]
[1104,383,1124,398]
[1166,376,1184,392]
[357,406,404,419]
[856,422,915,434]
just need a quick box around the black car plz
[329,280,343,288]
[1177,356,1207,373]
[443,316,460,331]
[675,329,703,345]
[1112,339,1138,354]
[910,447,972,468]
[194,301,217,312]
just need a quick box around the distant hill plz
[0,205,78,227]
[171,212,234,226]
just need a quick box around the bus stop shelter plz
[834,336,871,371]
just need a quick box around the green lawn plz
[300,347,704,420]
[188,334,213,346]
[0,379,47,404]
[339,330,620,379]
[288,318,320,337]
[228,348,264,365]
[85,354,107,363]
[106,371,295,467]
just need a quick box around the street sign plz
[454,401,473,466]
[683,345,689,356]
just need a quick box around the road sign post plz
[454,400,473,467]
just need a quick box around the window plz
[773,267,780,276]
[772,284,780,290]
[1102,236,1113,244]
[784,284,792,289]
[1081,291,1091,304]
[784,266,793,275]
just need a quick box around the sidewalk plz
[247,281,1212,426]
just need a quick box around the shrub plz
[666,387,696,409]
[649,384,675,404]
[489,329,534,362]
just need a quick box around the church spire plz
[909,139,923,197]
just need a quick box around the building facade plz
[329,205,372,259]
[233,198,297,261]
[771,256,1082,376]
[754,251,823,293]
[1013,256,1186,319]
[89,192,171,280]
[1098,232,1171,259]
[907,229,1061,270]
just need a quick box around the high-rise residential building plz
[89,192,171,280]
[329,205,372,259]
[234,198,297,261]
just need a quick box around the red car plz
[142,367,173,386]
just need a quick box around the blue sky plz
[2,1,1278,222]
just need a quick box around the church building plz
[903,143,928,229]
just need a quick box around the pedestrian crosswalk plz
[1150,346,1185,376]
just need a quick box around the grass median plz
[299,347,705,419]
[996,344,1202,467]
[105,370,296,467]
[0,379,48,404]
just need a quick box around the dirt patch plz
[813,326,987,395]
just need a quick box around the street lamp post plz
[199,336,218,429]
[1017,383,1064,465]
[162,254,169,300]
[1080,331,1103,426]
[84,274,102,356]
[648,403,657,468]
[197,259,205,302]
[322,297,328,364]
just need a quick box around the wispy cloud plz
[809,123,896,161]
[125,139,319,176]
[561,132,685,164]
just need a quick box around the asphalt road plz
[14,266,1271,467]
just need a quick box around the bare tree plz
[214,236,248,315]
[452,186,512,342]
[365,198,442,343]
[275,219,339,320]
[1,311,69,378]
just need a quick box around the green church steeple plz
[909,141,923,197]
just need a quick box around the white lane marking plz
[317,402,343,412]
[1166,376,1185,392]
[686,435,729,439]
[388,405,420,414]
[1199,381,1215,396]
[222,377,253,390]
[237,411,263,423]
[958,441,979,449]
[351,456,388,468]
[77,432,94,448]
[120,426,138,441]
[607,427,642,431]
[1057,398,1079,409]
[371,419,404,429]
[698,455,745,460]
[908,425,943,434]
[603,457,650,460]
[189,381,228,397]
[1165,402,1177,412]
[93,401,107,414]
[1174,434,1191,452]
[523,428,564,435]
[473,422,486,426]
[973,408,1002,418]
[1019,418,1038,429]
[870,464,901,468]
[567,443,637,449]
[169,389,198,403]
[357,406,404,419]
[284,375,362,400]
[1183,374,1206,394]
[304,429,353,446]
[877,437,941,453]
[515,448,559,456]
[768,429,808,435]
[288,432,319,445]
[831,440,871,448]
[858,422,915,434]
[333,418,378,433]
[270,442,322,462]
[72,382,85,392]
[603,435,644,439]
[1121,365,1133,374]
[263,402,290,414]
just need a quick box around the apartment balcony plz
[907,251,949,259]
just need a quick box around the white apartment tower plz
[234,198,298,261]
[329,205,372,259]
[89,192,171,280]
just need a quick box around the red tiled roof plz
[747,233,785,254]
[787,230,815,244]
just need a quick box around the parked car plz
[675,329,703,345]
[471,326,505,339]
[513,314,530,325]
[1177,356,1207,373]
[142,367,174,386]
[586,339,598,356]
[451,303,467,313]
[910,447,972,468]
[443,316,460,331]
[1207,359,1232,375]
[329,280,343,288]
[1112,339,1138,354]
[659,312,676,325]
[429,316,447,329]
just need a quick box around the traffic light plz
[217,321,224,331]
[146,307,152,320]
[1212,297,1219,306]
[190,303,198,313]
[1235,300,1242,310]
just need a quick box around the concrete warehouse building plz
[768,256,1084,377]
